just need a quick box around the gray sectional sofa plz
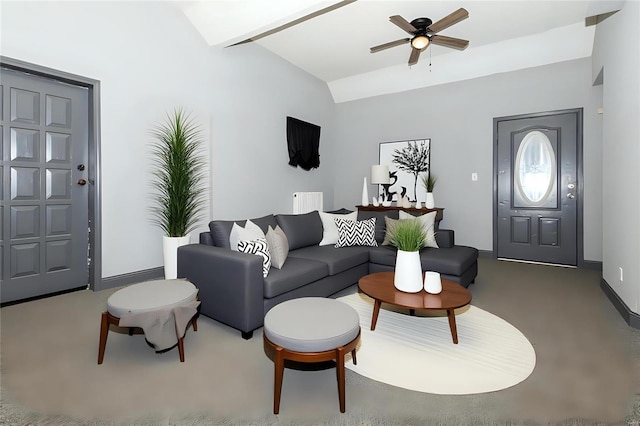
[177,209,478,339]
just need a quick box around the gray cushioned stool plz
[263,297,360,414]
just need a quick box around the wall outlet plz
[471,173,478,181]
[619,267,624,282]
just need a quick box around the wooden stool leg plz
[351,348,357,365]
[336,346,346,413]
[192,314,198,332]
[177,337,185,362]
[98,312,109,365]
[273,347,285,414]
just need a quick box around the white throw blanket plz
[119,300,200,351]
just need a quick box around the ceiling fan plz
[370,8,470,66]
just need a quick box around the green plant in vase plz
[422,173,437,209]
[422,173,437,193]
[150,109,206,278]
[388,218,425,293]
[388,218,426,252]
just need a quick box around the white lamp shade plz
[371,165,390,184]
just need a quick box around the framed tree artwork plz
[378,139,431,202]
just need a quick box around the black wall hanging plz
[286,116,320,170]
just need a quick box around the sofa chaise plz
[177,209,478,339]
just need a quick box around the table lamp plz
[371,165,390,202]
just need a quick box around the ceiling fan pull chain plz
[429,47,432,72]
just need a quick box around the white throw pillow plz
[319,211,358,246]
[398,210,439,248]
[265,225,289,269]
[237,238,271,277]
[229,219,265,252]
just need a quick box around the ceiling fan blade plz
[430,35,469,50]
[370,38,410,53]
[389,15,418,34]
[427,8,469,34]
[228,0,357,46]
[408,47,421,66]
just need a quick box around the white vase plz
[162,235,191,279]
[415,200,422,209]
[394,250,424,293]
[361,177,369,206]
[424,271,442,294]
[425,192,435,209]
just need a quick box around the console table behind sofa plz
[356,206,444,226]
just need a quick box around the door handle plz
[77,179,87,186]
[566,193,575,199]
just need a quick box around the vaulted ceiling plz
[173,0,623,102]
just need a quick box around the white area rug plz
[338,292,536,395]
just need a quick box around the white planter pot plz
[162,235,191,279]
[424,271,442,294]
[425,192,435,209]
[394,250,424,293]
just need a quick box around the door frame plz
[1,56,103,291]
[492,108,585,268]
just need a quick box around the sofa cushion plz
[265,225,289,269]
[276,211,323,250]
[420,246,479,276]
[237,238,271,277]
[335,218,378,248]
[209,214,278,249]
[319,210,357,246]
[357,210,399,244]
[288,245,370,275]
[367,245,398,266]
[263,256,329,299]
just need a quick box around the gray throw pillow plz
[266,225,289,269]
[382,216,398,246]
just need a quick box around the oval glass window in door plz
[514,130,556,206]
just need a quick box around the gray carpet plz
[1,258,639,425]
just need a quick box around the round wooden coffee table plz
[358,271,472,344]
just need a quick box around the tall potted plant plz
[388,218,425,293]
[150,109,206,279]
[422,173,437,209]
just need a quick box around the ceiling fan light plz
[411,35,430,50]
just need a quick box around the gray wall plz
[333,58,603,262]
[207,42,337,220]
[592,1,640,314]
[1,1,336,280]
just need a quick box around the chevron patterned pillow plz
[238,238,271,277]
[334,217,378,248]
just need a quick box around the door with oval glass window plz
[494,109,582,266]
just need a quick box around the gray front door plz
[1,68,89,303]
[495,109,582,266]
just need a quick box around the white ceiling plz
[174,0,623,102]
